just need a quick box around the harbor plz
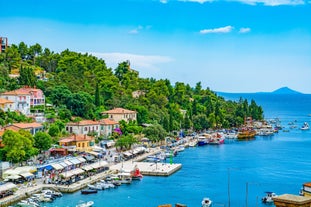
[0,146,183,206]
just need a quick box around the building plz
[0,37,8,53]
[0,98,14,112]
[66,120,100,136]
[0,90,31,115]
[99,118,119,138]
[59,134,94,152]
[102,107,137,123]
[7,122,44,135]
[0,86,45,115]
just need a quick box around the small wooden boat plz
[81,189,98,194]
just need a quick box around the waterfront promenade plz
[0,146,182,206]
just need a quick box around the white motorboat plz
[262,192,277,203]
[301,122,309,130]
[76,200,94,207]
[201,197,212,207]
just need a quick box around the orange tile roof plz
[67,120,100,126]
[304,182,311,187]
[1,87,43,96]
[102,107,136,114]
[12,122,43,129]
[3,125,20,132]
[1,90,30,96]
[0,98,14,104]
[60,134,93,143]
[99,118,119,125]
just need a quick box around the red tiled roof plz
[60,134,93,143]
[4,125,21,132]
[67,120,100,126]
[1,86,43,96]
[0,98,14,104]
[102,107,136,114]
[99,118,119,125]
[12,122,43,129]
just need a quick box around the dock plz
[110,161,182,176]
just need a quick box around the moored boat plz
[197,136,209,146]
[201,197,212,207]
[81,189,98,194]
[262,192,277,203]
[301,122,310,130]
[300,182,311,196]
[76,200,94,207]
[237,128,256,139]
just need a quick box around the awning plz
[123,152,133,157]
[37,164,53,171]
[63,160,73,166]
[19,172,34,179]
[6,175,21,180]
[84,155,95,161]
[72,168,84,175]
[81,165,93,171]
[90,161,108,169]
[77,157,86,163]
[51,163,64,170]
[0,182,16,192]
[60,171,74,179]
[59,162,68,168]
[88,151,100,157]
[68,158,81,165]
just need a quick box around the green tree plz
[142,124,167,143]
[18,66,37,87]
[34,131,53,152]
[2,130,37,163]
[48,123,60,137]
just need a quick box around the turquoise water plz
[43,94,311,207]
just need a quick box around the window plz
[84,127,87,131]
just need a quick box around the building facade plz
[0,37,8,53]
[99,118,119,138]
[102,107,137,123]
[65,120,100,136]
[59,134,94,152]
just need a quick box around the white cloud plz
[178,0,215,3]
[90,52,174,71]
[200,26,234,34]
[233,0,305,6]
[128,25,151,34]
[239,27,251,33]
[160,0,168,3]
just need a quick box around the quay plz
[0,147,182,206]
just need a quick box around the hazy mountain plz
[271,87,302,94]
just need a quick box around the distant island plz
[217,87,303,95]
[271,87,302,94]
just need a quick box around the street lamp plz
[227,168,241,207]
[245,182,260,207]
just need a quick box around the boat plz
[262,192,277,203]
[301,122,309,130]
[131,166,143,180]
[81,189,98,194]
[299,182,311,196]
[209,133,225,145]
[197,136,209,146]
[201,197,212,207]
[237,128,256,139]
[76,201,94,207]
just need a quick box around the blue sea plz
[43,93,311,207]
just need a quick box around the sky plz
[1,0,311,93]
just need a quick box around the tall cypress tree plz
[94,82,100,107]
